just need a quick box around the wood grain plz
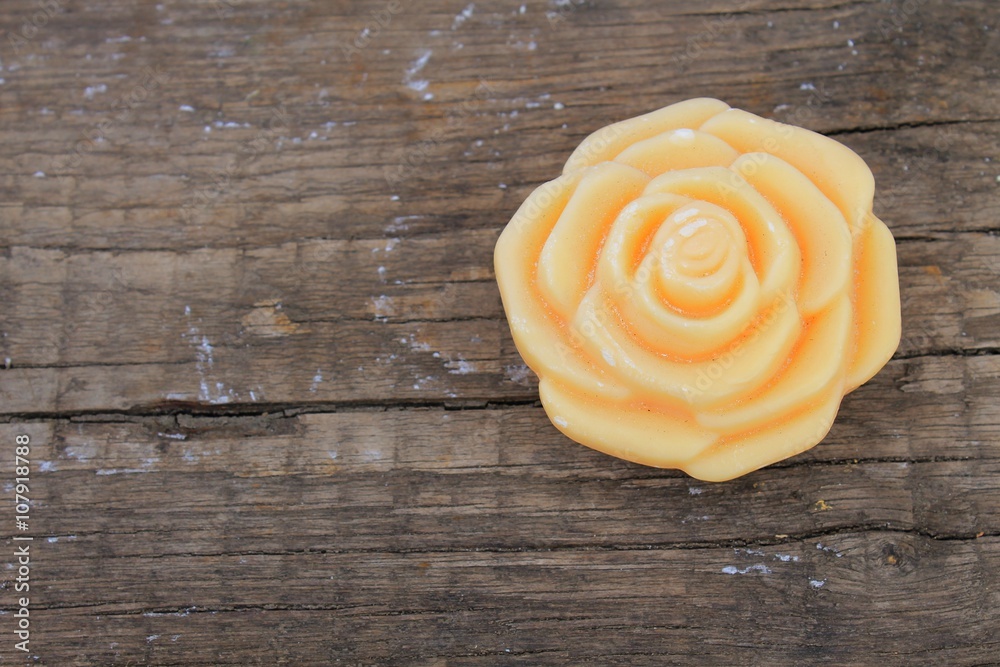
[1,0,998,664]
[1,233,998,415]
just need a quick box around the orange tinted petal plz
[564,98,731,174]
[845,213,902,390]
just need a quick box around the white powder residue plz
[412,375,437,390]
[446,360,477,375]
[816,543,845,558]
[504,364,532,385]
[722,564,772,575]
[183,307,237,404]
[452,3,475,30]
[371,295,395,320]
[84,84,107,100]
[404,49,433,93]
[402,333,432,352]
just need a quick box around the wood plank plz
[9,350,1000,477]
[12,536,1000,666]
[3,120,997,249]
[16,455,1000,556]
[3,384,998,559]
[0,4,997,253]
[8,398,1000,657]
[5,387,999,663]
[2,233,998,414]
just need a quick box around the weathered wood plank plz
[9,351,1000,477]
[7,438,1000,559]
[2,112,999,251]
[3,351,999,557]
[0,3,997,253]
[13,536,1000,666]
[10,392,991,481]
[16,457,1000,556]
[2,233,998,414]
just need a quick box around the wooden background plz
[1,0,998,664]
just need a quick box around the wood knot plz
[240,299,308,337]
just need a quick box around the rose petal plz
[539,377,718,468]
[612,128,740,177]
[495,170,631,400]
[700,108,875,233]
[597,195,762,356]
[731,153,853,317]
[697,295,851,433]
[845,213,902,390]
[563,98,731,175]
[648,204,746,315]
[573,288,802,410]
[643,166,800,308]
[628,245,760,356]
[597,193,694,283]
[682,383,843,482]
[537,162,650,317]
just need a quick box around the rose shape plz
[494,98,901,481]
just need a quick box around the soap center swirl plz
[646,204,746,316]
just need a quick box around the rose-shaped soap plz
[494,98,901,481]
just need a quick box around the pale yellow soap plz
[494,98,901,481]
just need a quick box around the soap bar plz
[494,98,901,481]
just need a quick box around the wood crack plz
[0,397,544,422]
[823,117,1000,136]
[8,527,992,562]
[893,346,1000,360]
[4,221,999,257]
[0,343,996,382]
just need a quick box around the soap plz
[494,98,901,481]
